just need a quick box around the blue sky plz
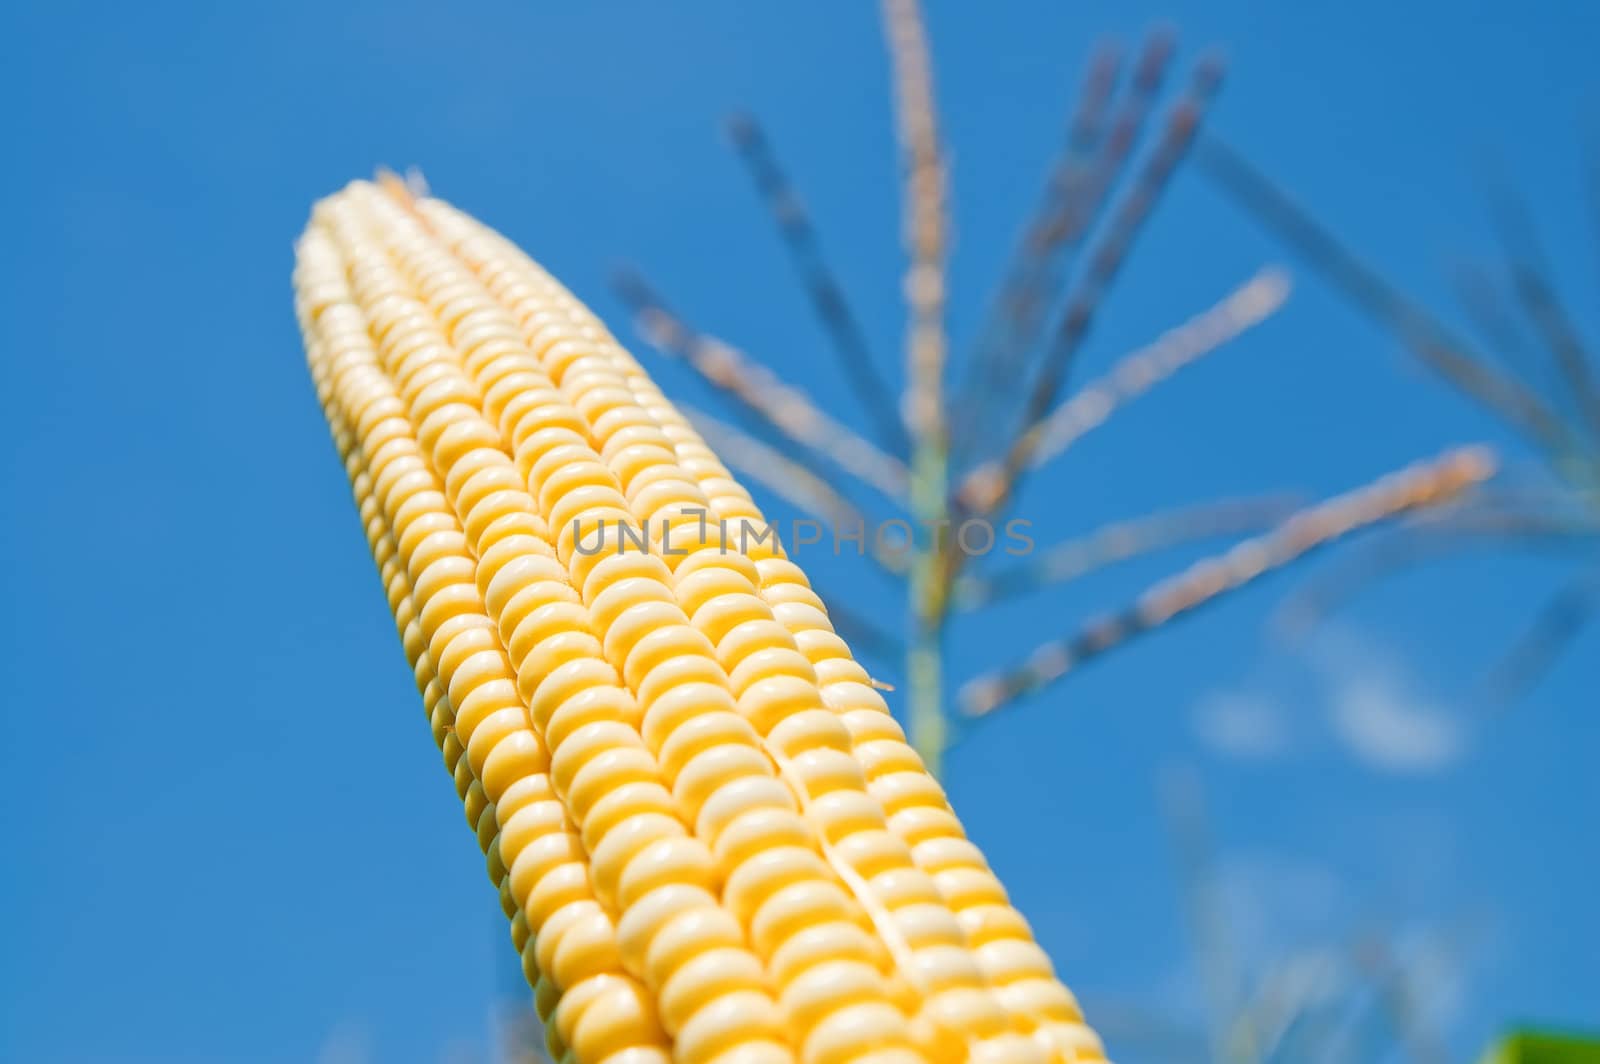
[4,1,1597,1060]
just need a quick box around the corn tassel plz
[294,179,1103,1064]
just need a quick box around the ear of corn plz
[294,179,1103,1064]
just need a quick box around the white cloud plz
[316,1022,371,1064]
[1310,628,1467,774]
[1192,624,1469,774]
[1328,675,1463,772]
[1193,692,1293,759]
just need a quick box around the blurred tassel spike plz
[724,110,909,454]
[881,0,950,449]
[954,493,1303,609]
[1449,258,1542,378]
[1072,40,1130,174]
[1157,764,1247,1064]
[1273,502,1597,638]
[1352,935,1451,1064]
[1235,948,1353,1064]
[1590,138,1600,288]
[952,35,1131,455]
[1030,265,1287,468]
[957,266,1290,512]
[1490,185,1600,438]
[1198,136,1584,459]
[1481,568,1599,708]
[681,405,908,578]
[962,54,1229,523]
[958,445,1497,718]
[682,404,867,531]
[957,29,1179,464]
[1030,49,1228,403]
[613,267,911,500]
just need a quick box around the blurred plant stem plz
[907,452,950,772]
[1161,765,1253,1063]
[882,0,956,774]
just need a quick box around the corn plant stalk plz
[882,0,955,776]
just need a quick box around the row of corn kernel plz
[304,182,930,1064]
[296,255,664,1064]
[407,192,1094,1063]
[305,199,801,1064]
[400,191,1068,1062]
[412,198,1104,1062]
[346,184,954,1064]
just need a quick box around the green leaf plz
[1480,1030,1600,1064]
